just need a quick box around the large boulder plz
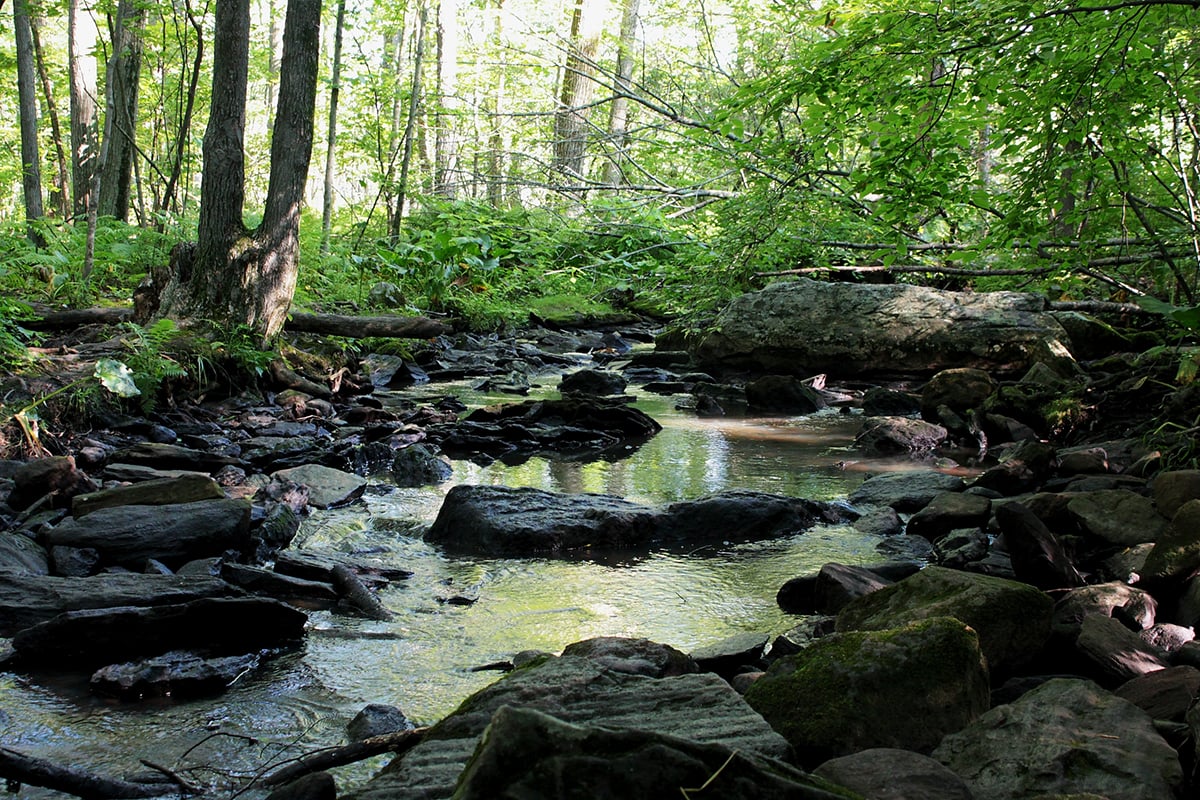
[744,617,990,765]
[934,678,1183,800]
[689,279,1075,377]
[835,566,1053,676]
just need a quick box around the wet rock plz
[814,748,973,800]
[219,563,339,605]
[852,505,903,536]
[266,772,337,800]
[361,353,426,388]
[971,440,1059,495]
[778,563,894,616]
[71,474,225,518]
[90,650,263,700]
[933,528,991,569]
[848,470,965,512]
[347,704,415,742]
[11,597,307,668]
[855,416,948,455]
[920,367,997,420]
[690,278,1075,377]
[239,436,329,471]
[933,678,1183,800]
[50,545,100,577]
[836,565,1053,677]
[560,636,697,677]
[906,492,991,544]
[389,444,452,487]
[272,464,367,509]
[558,368,627,396]
[861,387,921,416]
[450,706,842,800]
[42,498,253,571]
[689,632,769,679]
[109,441,245,473]
[1067,489,1166,547]
[745,617,990,765]
[745,375,826,414]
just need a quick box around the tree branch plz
[258,728,429,787]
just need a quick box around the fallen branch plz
[331,565,395,621]
[285,312,450,340]
[259,728,429,787]
[0,745,166,799]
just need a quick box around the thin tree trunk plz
[553,0,601,181]
[383,20,406,227]
[602,0,639,186]
[29,15,70,219]
[69,0,99,221]
[157,0,204,225]
[434,0,460,197]
[13,0,45,246]
[97,0,146,222]
[486,0,507,207]
[266,0,286,137]
[392,1,427,236]
[320,0,347,255]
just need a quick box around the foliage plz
[0,296,38,370]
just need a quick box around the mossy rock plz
[1140,499,1200,581]
[835,566,1053,676]
[527,294,637,327]
[744,616,990,766]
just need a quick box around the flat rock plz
[814,748,973,800]
[90,650,263,700]
[1066,489,1166,546]
[0,533,49,575]
[849,470,965,512]
[272,464,368,509]
[71,474,224,517]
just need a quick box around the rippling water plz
[0,384,925,795]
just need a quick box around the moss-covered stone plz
[1140,499,1200,581]
[834,566,1053,676]
[744,617,990,766]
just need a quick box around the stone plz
[971,440,1059,495]
[745,375,827,414]
[1066,490,1166,547]
[558,368,628,396]
[71,474,225,517]
[1114,665,1200,721]
[390,444,452,487]
[1152,469,1200,519]
[848,470,965,512]
[933,678,1183,800]
[1056,447,1112,476]
[861,387,921,416]
[219,563,339,604]
[0,532,49,575]
[814,748,974,800]
[690,278,1075,377]
[559,636,697,677]
[7,456,97,511]
[266,772,337,800]
[836,566,1054,677]
[994,501,1085,590]
[50,545,100,577]
[90,650,263,700]
[855,417,948,455]
[744,617,990,765]
[933,528,991,569]
[812,562,893,614]
[906,492,992,544]
[272,464,368,509]
[852,505,903,536]
[110,442,245,473]
[1074,614,1170,686]
[1140,499,1200,581]
[920,368,997,419]
[690,632,769,679]
[42,498,253,571]
[1052,582,1158,637]
[347,704,415,742]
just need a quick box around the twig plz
[258,727,429,787]
[0,745,166,799]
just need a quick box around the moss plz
[526,294,630,326]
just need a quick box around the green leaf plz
[94,358,141,397]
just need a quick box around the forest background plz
[0,0,1198,365]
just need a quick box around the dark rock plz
[1140,623,1194,654]
[690,632,769,679]
[71,474,224,518]
[994,501,1085,590]
[12,597,307,667]
[933,678,1183,800]
[1153,469,1200,520]
[745,375,826,414]
[811,562,893,614]
[848,470,965,512]
[745,617,990,765]
[933,529,991,569]
[1141,499,1200,581]
[861,387,921,416]
[0,532,49,575]
[7,456,98,511]
[1074,614,1170,686]
[347,704,415,742]
[906,492,991,543]
[390,444,452,487]
[560,636,697,677]
[450,705,844,800]
[971,440,1059,495]
[851,505,903,536]
[220,563,339,604]
[814,748,973,800]
[855,416,948,455]
[1067,489,1166,547]
[50,545,101,577]
[559,368,628,396]
[90,650,263,700]
[361,353,426,387]
[110,442,245,473]
[42,498,253,570]
[266,772,337,800]
[272,464,367,509]
[1057,446,1112,476]
[1115,665,1200,722]
[920,368,997,419]
[1052,582,1158,638]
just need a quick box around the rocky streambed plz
[2,280,1200,799]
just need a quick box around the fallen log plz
[23,305,133,330]
[259,728,428,787]
[285,312,450,339]
[0,745,165,799]
[331,565,395,621]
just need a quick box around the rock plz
[836,565,1054,676]
[347,704,415,742]
[971,440,1059,495]
[1140,622,1194,654]
[1056,446,1112,476]
[0,571,240,636]
[390,444,452,487]
[1066,490,1166,547]
[42,498,253,571]
[920,368,997,419]
[7,456,97,511]
[855,417,948,455]
[933,528,991,569]
[906,492,992,543]
[1052,582,1158,638]
[790,562,893,615]
[848,470,965,512]
[744,617,990,765]
[1050,310,1133,359]
[558,368,628,396]
[11,597,307,667]
[71,474,225,517]
[745,375,826,414]
[861,387,921,416]
[347,647,792,800]
[239,437,329,471]
[1114,665,1200,722]
[852,505,903,536]
[690,632,769,679]
[50,545,100,577]
[994,502,1086,590]
[266,772,337,800]
[1140,499,1200,581]
[361,353,425,387]
[90,650,263,700]
[450,705,844,800]
[933,678,1183,800]
[690,278,1075,377]
[219,563,339,604]
[814,748,974,800]
[110,442,245,473]
[0,532,49,575]
[1074,614,1170,686]
[559,636,697,677]
[272,464,367,509]
[1152,469,1200,519]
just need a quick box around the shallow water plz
[0,383,926,795]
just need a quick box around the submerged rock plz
[90,650,263,700]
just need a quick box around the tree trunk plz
[13,0,45,246]
[320,0,347,255]
[486,0,508,207]
[97,0,146,223]
[156,0,204,225]
[153,0,323,341]
[552,0,601,180]
[602,0,640,186]
[434,0,461,197]
[392,1,428,237]
[30,15,70,219]
[69,0,99,221]
[266,0,286,136]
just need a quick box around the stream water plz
[0,381,929,795]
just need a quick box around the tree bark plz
[486,0,508,207]
[553,0,601,181]
[286,311,450,338]
[69,0,100,221]
[97,0,146,223]
[434,0,461,197]
[156,0,204,225]
[391,1,427,236]
[602,0,640,186]
[29,15,70,219]
[13,0,45,246]
[320,0,347,254]
[260,728,428,787]
[0,746,164,799]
